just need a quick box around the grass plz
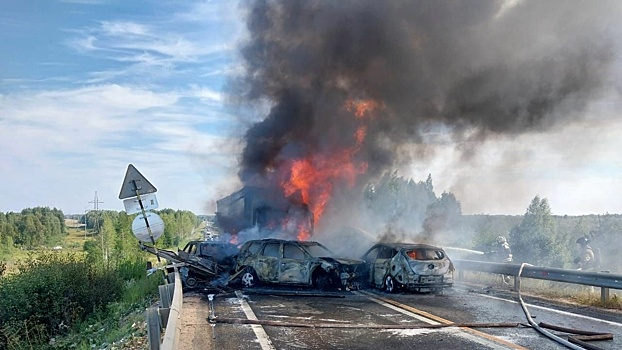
[49,275,161,350]
[0,220,92,274]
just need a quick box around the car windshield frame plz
[300,242,335,258]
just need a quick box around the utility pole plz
[84,206,88,240]
[88,191,104,235]
[89,191,106,263]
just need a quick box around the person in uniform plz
[574,237,595,271]
[491,236,513,285]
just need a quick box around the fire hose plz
[209,317,522,329]
[516,263,613,350]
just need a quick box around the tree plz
[422,192,462,242]
[509,195,564,267]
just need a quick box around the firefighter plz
[493,236,513,263]
[574,236,598,295]
[573,237,596,271]
[490,236,512,285]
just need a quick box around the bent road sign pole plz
[119,164,165,272]
[133,179,162,263]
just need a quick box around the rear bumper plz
[404,282,453,290]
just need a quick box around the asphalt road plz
[179,283,622,350]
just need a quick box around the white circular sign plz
[132,211,165,243]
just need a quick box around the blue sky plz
[2,0,622,216]
[1,0,247,215]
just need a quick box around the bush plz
[0,253,124,349]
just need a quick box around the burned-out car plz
[178,241,238,268]
[362,243,454,293]
[233,238,365,290]
[176,241,238,288]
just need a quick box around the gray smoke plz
[230,0,620,229]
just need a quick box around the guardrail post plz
[513,276,520,291]
[146,306,161,350]
[601,287,610,303]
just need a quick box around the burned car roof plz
[369,242,446,250]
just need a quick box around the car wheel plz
[184,276,198,289]
[385,275,397,293]
[241,268,258,288]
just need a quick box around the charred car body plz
[141,240,239,289]
[233,238,365,290]
[362,243,454,293]
[177,241,239,288]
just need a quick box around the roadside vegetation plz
[0,207,200,350]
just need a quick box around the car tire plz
[385,275,397,293]
[184,276,198,289]
[241,268,258,288]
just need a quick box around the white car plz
[362,242,454,293]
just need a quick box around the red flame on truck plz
[281,98,378,240]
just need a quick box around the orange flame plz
[229,235,238,245]
[281,98,378,240]
[345,98,379,119]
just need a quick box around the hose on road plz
[209,317,523,330]
[516,263,611,350]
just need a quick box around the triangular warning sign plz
[118,164,158,199]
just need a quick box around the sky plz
[2,0,622,217]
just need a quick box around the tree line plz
[362,172,622,272]
[0,207,66,250]
[0,207,198,253]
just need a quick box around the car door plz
[374,246,394,287]
[279,243,310,284]
[363,246,381,286]
[255,242,280,283]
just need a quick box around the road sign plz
[132,211,165,243]
[118,164,157,199]
[123,193,159,215]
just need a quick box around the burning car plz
[362,243,454,293]
[233,238,365,290]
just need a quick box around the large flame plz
[281,98,378,240]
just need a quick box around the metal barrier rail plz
[147,268,183,350]
[453,259,622,302]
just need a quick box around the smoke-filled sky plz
[2,0,622,216]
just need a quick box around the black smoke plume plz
[230,0,620,228]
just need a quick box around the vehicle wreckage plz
[140,240,238,289]
[142,238,366,291]
[230,238,366,290]
[362,242,454,293]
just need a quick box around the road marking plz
[477,293,622,327]
[235,290,276,350]
[356,290,528,350]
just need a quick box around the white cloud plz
[0,83,239,214]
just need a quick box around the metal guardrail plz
[453,259,622,302]
[147,267,183,350]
